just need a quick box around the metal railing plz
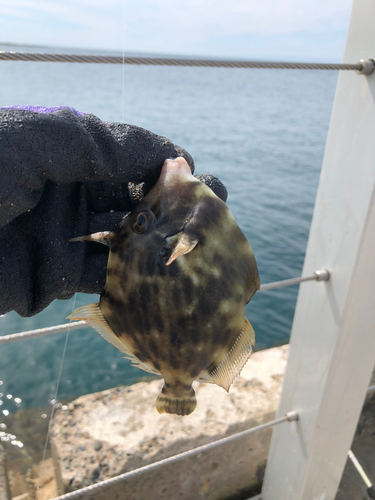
[0,268,330,345]
[51,411,299,500]
[0,51,374,74]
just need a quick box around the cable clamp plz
[357,59,375,75]
[314,268,330,281]
[286,411,299,421]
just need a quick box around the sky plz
[0,0,353,62]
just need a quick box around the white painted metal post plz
[261,1,375,499]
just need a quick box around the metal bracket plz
[357,59,375,75]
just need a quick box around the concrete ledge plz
[0,445,10,500]
[51,345,289,499]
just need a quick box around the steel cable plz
[0,51,364,71]
[0,270,330,344]
[51,411,298,500]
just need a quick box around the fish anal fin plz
[67,303,133,356]
[68,303,159,376]
[129,358,159,375]
[202,317,256,391]
[166,232,198,265]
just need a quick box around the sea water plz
[0,44,338,411]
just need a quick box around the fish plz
[68,157,260,416]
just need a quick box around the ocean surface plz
[0,44,338,413]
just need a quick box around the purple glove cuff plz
[0,105,86,116]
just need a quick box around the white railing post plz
[261,0,375,499]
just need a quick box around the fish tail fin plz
[155,384,197,416]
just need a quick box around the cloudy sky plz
[0,0,353,61]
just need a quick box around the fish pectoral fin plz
[68,231,112,247]
[200,317,256,392]
[67,303,133,356]
[166,232,198,265]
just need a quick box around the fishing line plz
[41,293,77,464]
[122,0,126,123]
[42,0,126,465]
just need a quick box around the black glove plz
[0,108,227,317]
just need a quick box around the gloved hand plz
[0,107,227,317]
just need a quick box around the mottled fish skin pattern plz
[98,158,260,415]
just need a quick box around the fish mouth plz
[159,157,193,183]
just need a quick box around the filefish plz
[68,157,260,416]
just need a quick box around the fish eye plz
[133,212,150,234]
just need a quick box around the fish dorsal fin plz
[201,317,255,391]
[67,303,159,375]
[67,303,134,356]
